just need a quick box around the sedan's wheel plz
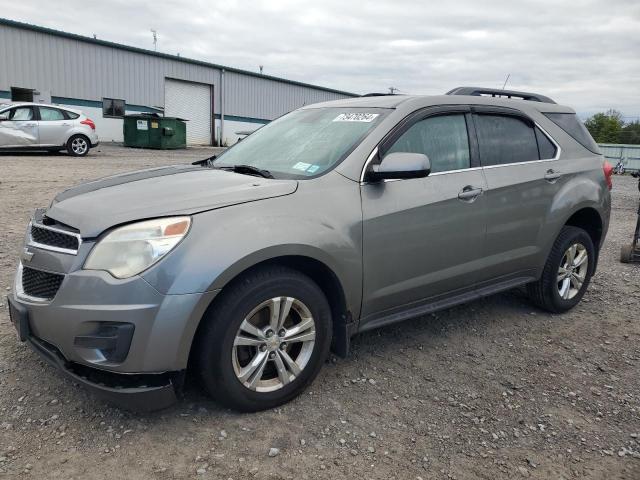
[67,135,89,156]
[197,267,332,411]
[527,226,595,313]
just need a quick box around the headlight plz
[84,217,191,279]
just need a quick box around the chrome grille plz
[31,224,79,251]
[29,222,81,254]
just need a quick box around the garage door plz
[164,79,212,145]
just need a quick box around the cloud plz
[3,0,639,118]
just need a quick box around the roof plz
[0,101,81,112]
[0,17,358,98]
[302,95,411,109]
[309,94,574,114]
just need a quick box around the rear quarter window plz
[543,113,600,154]
[535,127,557,159]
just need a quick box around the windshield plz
[213,107,388,178]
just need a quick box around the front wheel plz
[66,134,90,157]
[196,267,332,412]
[527,226,595,313]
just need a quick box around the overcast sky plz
[4,0,640,119]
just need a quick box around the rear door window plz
[475,114,539,166]
[386,114,471,173]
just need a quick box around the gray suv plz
[7,87,611,412]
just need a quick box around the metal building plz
[0,18,356,145]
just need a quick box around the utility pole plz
[388,86,398,95]
[259,65,264,74]
[150,29,158,51]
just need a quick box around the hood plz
[46,165,298,237]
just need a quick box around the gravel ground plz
[0,144,639,479]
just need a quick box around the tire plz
[527,226,595,313]
[66,135,90,157]
[620,244,634,263]
[196,266,332,412]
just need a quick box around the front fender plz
[141,172,363,316]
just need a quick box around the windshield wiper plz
[192,155,216,166]
[195,157,274,178]
[225,164,274,179]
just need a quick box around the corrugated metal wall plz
[0,21,353,121]
[0,23,220,109]
[223,71,353,120]
[599,144,640,171]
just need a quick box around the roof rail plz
[446,86,556,104]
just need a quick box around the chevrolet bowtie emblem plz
[21,248,34,263]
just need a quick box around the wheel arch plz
[67,132,90,143]
[563,206,604,251]
[539,204,605,278]
[189,253,354,366]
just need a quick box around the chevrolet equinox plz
[8,87,612,411]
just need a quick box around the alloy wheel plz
[232,296,316,392]
[557,243,588,300]
[71,137,88,155]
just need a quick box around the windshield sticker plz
[306,165,320,174]
[333,113,379,123]
[293,162,311,171]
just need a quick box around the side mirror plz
[367,152,431,181]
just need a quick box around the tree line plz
[584,110,640,145]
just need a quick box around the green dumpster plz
[123,114,187,149]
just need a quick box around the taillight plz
[81,118,96,130]
[603,160,613,190]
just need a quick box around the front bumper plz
[10,211,219,410]
[12,262,217,372]
[9,261,218,410]
[8,293,179,411]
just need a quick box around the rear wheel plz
[527,226,595,313]
[196,266,332,411]
[66,135,90,156]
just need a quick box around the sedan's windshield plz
[213,107,388,178]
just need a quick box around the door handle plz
[62,123,71,126]
[23,123,37,127]
[458,186,483,202]
[544,169,562,182]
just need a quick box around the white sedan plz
[0,102,99,156]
